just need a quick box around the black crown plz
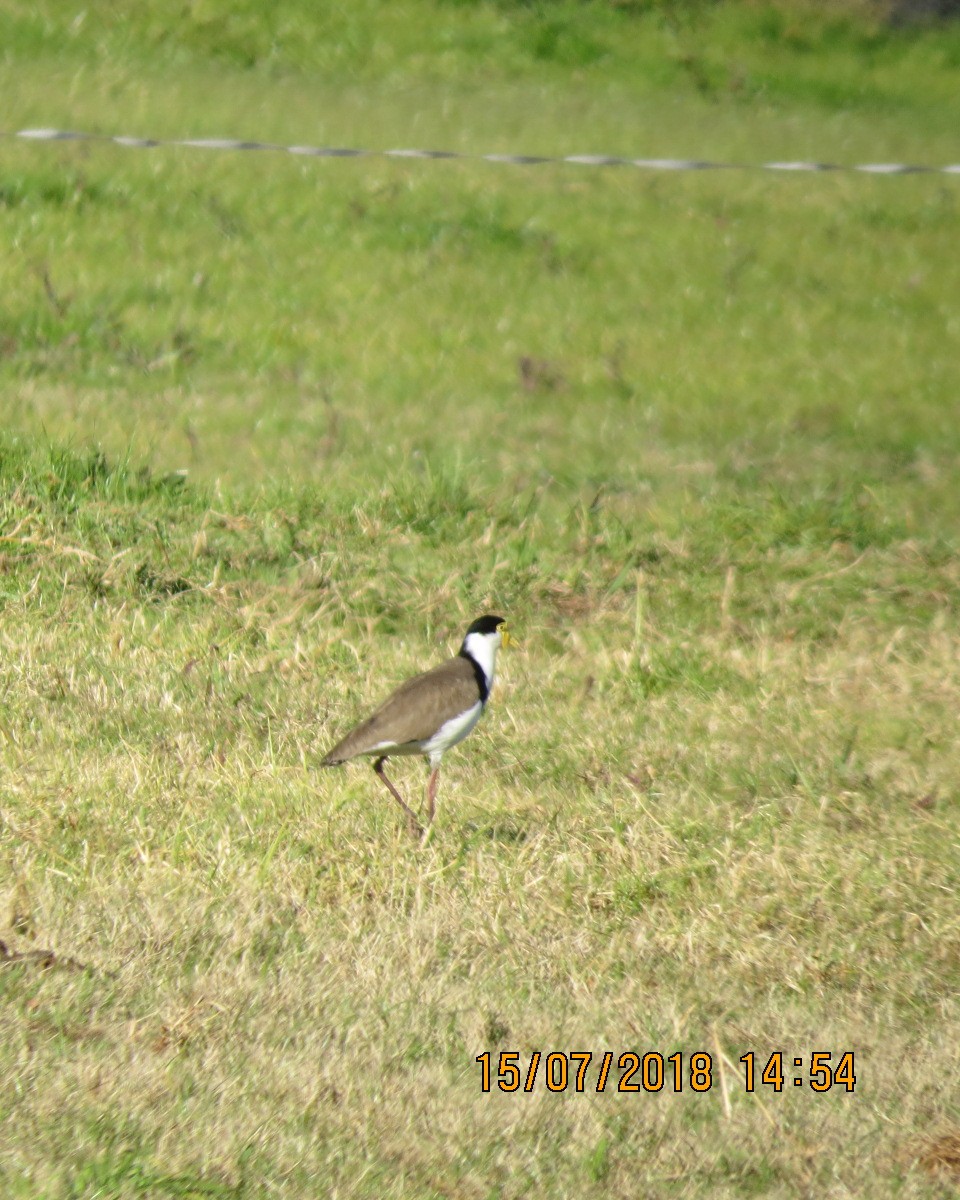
[465,614,506,636]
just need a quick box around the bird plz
[322,615,510,838]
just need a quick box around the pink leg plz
[373,757,423,840]
[426,766,440,825]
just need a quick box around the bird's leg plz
[426,766,440,826]
[373,757,424,840]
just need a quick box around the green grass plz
[2,1,960,1196]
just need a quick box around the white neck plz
[460,630,500,692]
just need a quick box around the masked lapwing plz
[322,615,510,837]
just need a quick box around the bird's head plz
[464,614,511,648]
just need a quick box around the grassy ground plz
[2,2,960,1196]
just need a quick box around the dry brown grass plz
[2,520,958,1196]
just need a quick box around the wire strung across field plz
[7,127,960,176]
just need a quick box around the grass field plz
[2,2,960,1196]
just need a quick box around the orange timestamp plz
[476,1050,857,1094]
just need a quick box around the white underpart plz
[422,699,484,766]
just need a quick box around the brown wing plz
[322,656,482,764]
